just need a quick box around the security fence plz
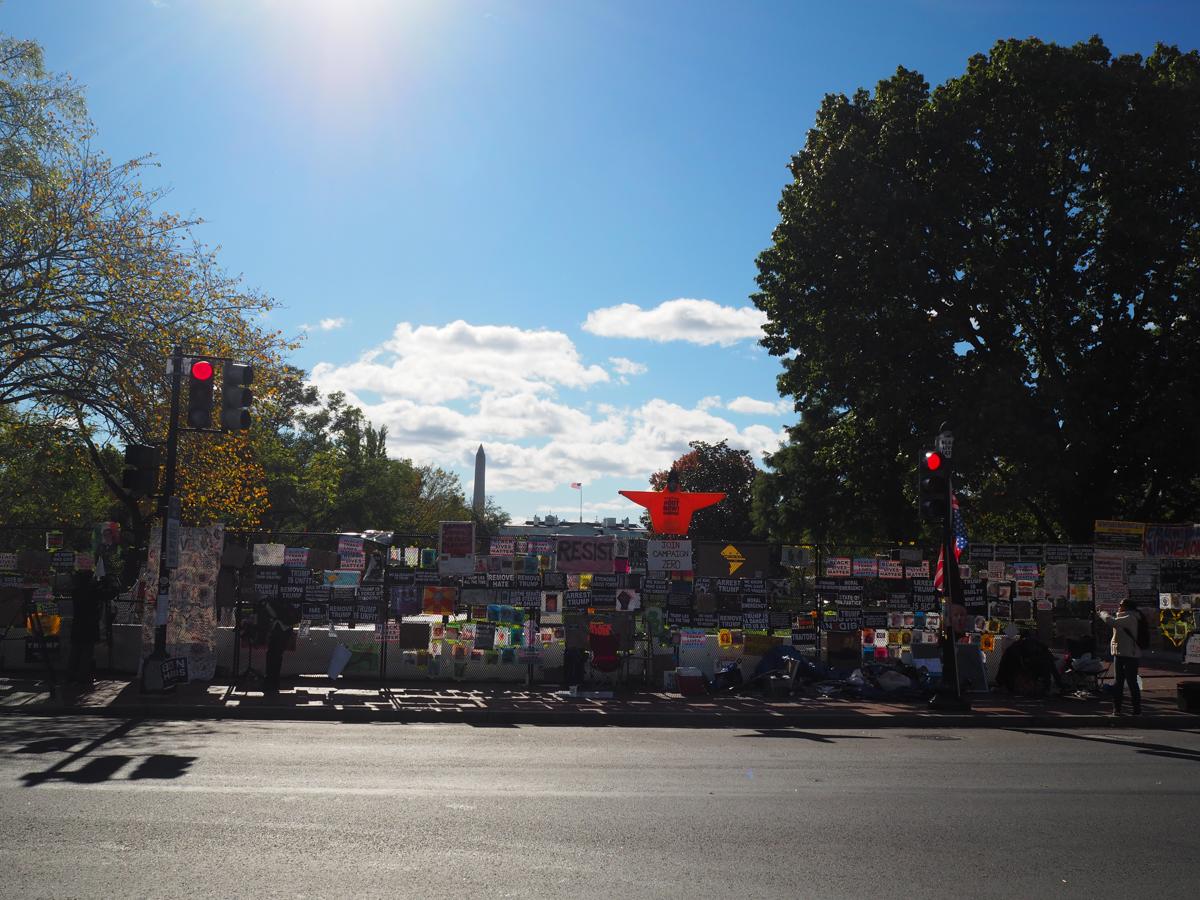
[2,526,1197,688]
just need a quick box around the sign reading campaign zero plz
[647,540,692,572]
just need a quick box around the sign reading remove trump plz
[554,536,616,573]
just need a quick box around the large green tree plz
[753,37,1200,545]
[0,33,292,538]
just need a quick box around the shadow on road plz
[17,718,197,787]
[739,729,881,742]
[1015,728,1200,763]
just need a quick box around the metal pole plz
[936,423,964,704]
[142,347,182,691]
[943,473,962,701]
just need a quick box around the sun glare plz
[251,0,435,125]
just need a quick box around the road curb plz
[0,702,1192,730]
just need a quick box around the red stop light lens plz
[190,360,214,380]
[925,451,942,471]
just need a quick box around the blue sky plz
[6,0,1198,523]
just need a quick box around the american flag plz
[933,492,969,591]
[570,482,582,489]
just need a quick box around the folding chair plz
[587,630,621,684]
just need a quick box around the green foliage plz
[259,389,509,537]
[754,37,1200,544]
[647,440,762,541]
[0,409,119,526]
[0,33,512,546]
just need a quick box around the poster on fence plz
[438,521,476,575]
[422,585,457,615]
[647,540,692,573]
[140,524,224,682]
[555,535,617,573]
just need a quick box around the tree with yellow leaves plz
[0,33,293,541]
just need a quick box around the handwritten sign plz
[647,540,692,573]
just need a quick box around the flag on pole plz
[570,482,582,489]
[934,493,968,590]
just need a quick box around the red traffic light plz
[190,359,214,380]
[925,451,942,471]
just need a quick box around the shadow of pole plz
[14,717,202,788]
[1014,728,1200,763]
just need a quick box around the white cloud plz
[307,319,785,496]
[583,298,767,346]
[726,395,790,416]
[608,357,647,377]
[310,320,610,404]
[300,317,348,332]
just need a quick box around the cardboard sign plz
[323,569,361,588]
[1185,632,1200,665]
[825,557,851,577]
[693,541,770,578]
[438,521,475,574]
[161,657,189,686]
[647,540,693,573]
[852,558,879,578]
[555,536,616,573]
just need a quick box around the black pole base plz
[928,690,972,712]
[138,651,177,695]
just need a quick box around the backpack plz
[1135,611,1150,650]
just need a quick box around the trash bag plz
[327,643,352,680]
[711,660,744,693]
[1071,654,1106,674]
[877,669,913,692]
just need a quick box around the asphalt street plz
[0,717,1197,899]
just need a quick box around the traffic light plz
[220,362,254,430]
[122,444,160,497]
[918,450,949,521]
[186,358,215,428]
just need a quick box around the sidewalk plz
[3,666,1197,729]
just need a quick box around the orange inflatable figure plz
[619,469,724,536]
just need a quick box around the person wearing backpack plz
[1099,599,1146,716]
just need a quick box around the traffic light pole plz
[937,424,966,707]
[942,472,963,702]
[141,346,183,692]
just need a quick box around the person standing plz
[67,571,101,687]
[1100,599,1144,716]
[258,595,296,696]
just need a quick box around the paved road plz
[1,717,1197,899]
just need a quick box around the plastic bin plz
[1178,682,1200,714]
[675,666,707,696]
